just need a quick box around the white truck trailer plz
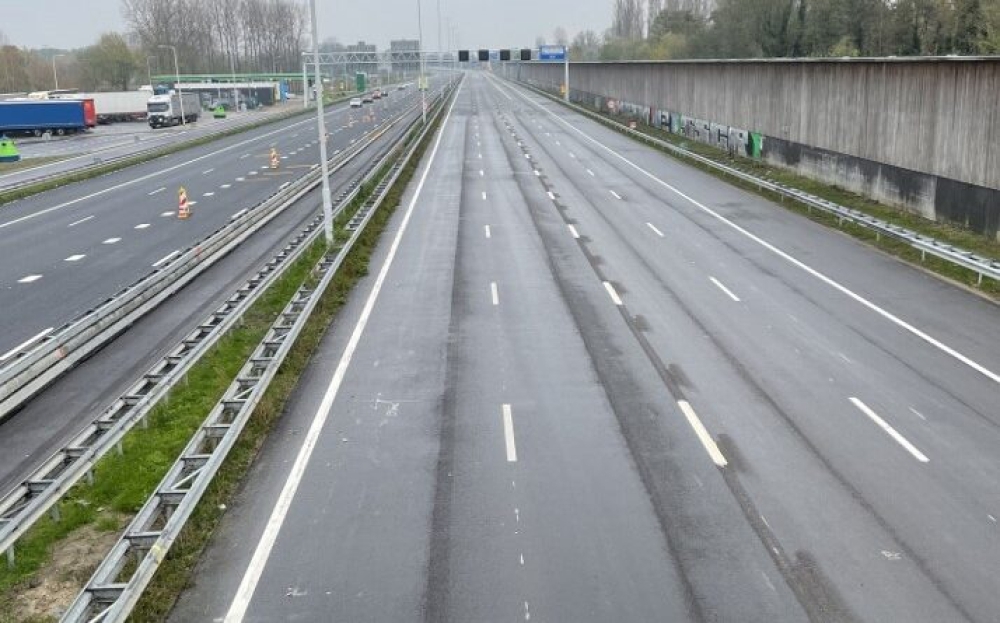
[53,91,151,123]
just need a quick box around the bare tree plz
[612,0,646,39]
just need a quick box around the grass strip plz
[0,96,352,208]
[127,96,448,622]
[528,85,999,297]
[0,157,68,175]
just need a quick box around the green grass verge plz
[0,157,67,175]
[0,96,353,209]
[0,90,448,622]
[529,85,999,297]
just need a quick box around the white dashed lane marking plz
[17,275,42,283]
[103,238,121,245]
[64,254,86,262]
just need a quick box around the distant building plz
[390,39,420,76]
[344,41,378,77]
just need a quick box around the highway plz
[0,87,421,357]
[165,71,992,622]
[0,80,448,501]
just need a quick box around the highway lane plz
[0,84,436,356]
[172,76,802,622]
[0,84,446,501]
[481,75,999,620]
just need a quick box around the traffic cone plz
[270,147,280,169]
[178,187,190,219]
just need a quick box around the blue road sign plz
[538,45,567,61]
[490,50,500,61]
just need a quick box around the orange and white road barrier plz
[270,147,280,169]
[178,187,190,219]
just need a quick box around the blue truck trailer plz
[0,99,96,137]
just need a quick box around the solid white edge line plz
[224,81,463,623]
[152,249,181,268]
[498,77,1000,387]
[603,281,623,306]
[849,397,929,463]
[502,404,517,462]
[646,222,664,237]
[567,224,580,239]
[709,276,741,302]
[677,400,728,467]
[491,282,499,306]
[0,327,54,362]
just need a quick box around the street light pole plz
[158,45,185,125]
[308,0,334,244]
[436,0,442,72]
[417,0,426,124]
[51,54,65,90]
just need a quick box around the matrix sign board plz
[538,45,567,61]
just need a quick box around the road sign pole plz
[564,54,569,102]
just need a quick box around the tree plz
[570,30,603,60]
[553,27,569,46]
[79,33,136,91]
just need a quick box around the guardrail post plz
[5,545,13,568]
[49,504,61,523]
[116,440,124,456]
[977,272,984,286]
[85,469,95,486]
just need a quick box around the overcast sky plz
[0,0,610,50]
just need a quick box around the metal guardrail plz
[61,83,455,623]
[0,95,431,424]
[0,95,432,568]
[515,80,1000,286]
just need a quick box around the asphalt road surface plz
[170,72,1000,623]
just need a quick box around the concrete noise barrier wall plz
[513,58,1000,240]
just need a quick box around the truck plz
[53,91,150,123]
[0,99,96,136]
[146,92,200,128]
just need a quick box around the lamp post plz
[436,0,442,72]
[417,0,426,124]
[146,55,157,89]
[51,54,65,90]
[308,0,334,244]
[158,44,185,125]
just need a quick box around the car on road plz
[396,84,406,91]
[380,90,389,98]
[349,98,363,108]
[361,94,374,104]
[372,91,381,100]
